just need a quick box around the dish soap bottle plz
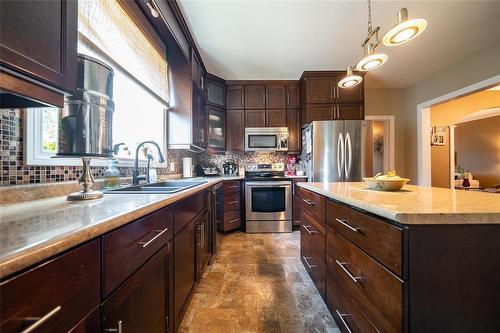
[103,159,120,189]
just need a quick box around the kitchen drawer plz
[222,180,241,193]
[218,210,241,232]
[300,188,325,222]
[326,199,403,276]
[327,227,403,333]
[102,208,172,297]
[173,189,210,234]
[327,268,380,333]
[300,210,326,298]
[300,230,325,298]
[218,192,241,212]
[0,240,100,333]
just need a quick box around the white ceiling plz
[178,0,500,88]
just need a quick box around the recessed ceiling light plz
[338,66,363,89]
[383,8,427,46]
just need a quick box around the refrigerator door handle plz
[337,133,344,180]
[345,132,352,179]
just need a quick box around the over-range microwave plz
[244,127,288,152]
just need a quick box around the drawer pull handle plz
[228,218,239,223]
[335,218,360,232]
[135,227,169,248]
[303,225,318,234]
[228,201,239,205]
[227,185,239,189]
[302,199,315,206]
[21,305,62,333]
[105,320,123,333]
[336,260,362,283]
[302,256,317,269]
[335,310,353,333]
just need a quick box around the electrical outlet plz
[169,162,175,172]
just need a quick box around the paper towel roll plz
[182,157,193,178]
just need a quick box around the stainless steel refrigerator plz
[301,120,377,182]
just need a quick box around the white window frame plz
[24,108,168,168]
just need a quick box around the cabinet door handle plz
[302,199,315,206]
[335,218,360,232]
[302,256,317,269]
[228,218,239,224]
[105,320,123,333]
[21,306,62,333]
[287,92,290,105]
[335,310,353,333]
[135,227,169,248]
[228,201,239,205]
[303,225,318,234]
[336,260,362,283]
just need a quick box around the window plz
[26,0,168,166]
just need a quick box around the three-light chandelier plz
[338,0,427,89]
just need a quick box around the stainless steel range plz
[245,163,292,233]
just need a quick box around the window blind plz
[78,0,169,103]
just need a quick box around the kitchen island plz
[297,182,500,333]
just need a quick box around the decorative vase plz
[462,178,470,188]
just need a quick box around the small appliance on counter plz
[286,155,297,176]
[195,164,220,177]
[223,162,239,176]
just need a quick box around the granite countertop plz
[0,177,232,279]
[298,182,500,225]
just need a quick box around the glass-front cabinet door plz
[206,79,225,108]
[207,106,225,151]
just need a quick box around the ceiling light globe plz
[355,53,388,71]
[383,17,427,47]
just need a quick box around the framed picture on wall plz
[431,126,447,146]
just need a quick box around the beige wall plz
[402,41,500,183]
[429,90,500,187]
[365,88,405,173]
[455,116,500,188]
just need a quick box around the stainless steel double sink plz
[105,180,208,194]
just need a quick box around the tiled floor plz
[179,231,339,333]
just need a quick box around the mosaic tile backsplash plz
[198,151,291,172]
[0,108,197,186]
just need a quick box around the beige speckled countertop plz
[298,182,500,225]
[0,177,244,279]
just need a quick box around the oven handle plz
[245,181,292,186]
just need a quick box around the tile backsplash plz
[0,108,197,186]
[198,151,292,172]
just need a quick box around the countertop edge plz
[297,182,500,225]
[0,179,223,280]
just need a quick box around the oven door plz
[245,181,292,221]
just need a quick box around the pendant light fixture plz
[356,43,388,71]
[338,0,427,89]
[383,8,427,46]
[338,66,363,88]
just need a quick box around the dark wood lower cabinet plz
[196,208,211,281]
[174,220,196,330]
[300,210,326,298]
[102,244,170,333]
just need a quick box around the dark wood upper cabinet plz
[287,83,301,109]
[266,84,286,109]
[207,105,225,151]
[226,109,245,151]
[245,85,266,109]
[306,77,335,104]
[336,103,364,120]
[267,109,287,127]
[205,77,225,108]
[102,244,169,333]
[245,109,266,127]
[287,109,301,152]
[0,0,77,93]
[305,104,334,123]
[335,78,364,102]
[226,85,245,109]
